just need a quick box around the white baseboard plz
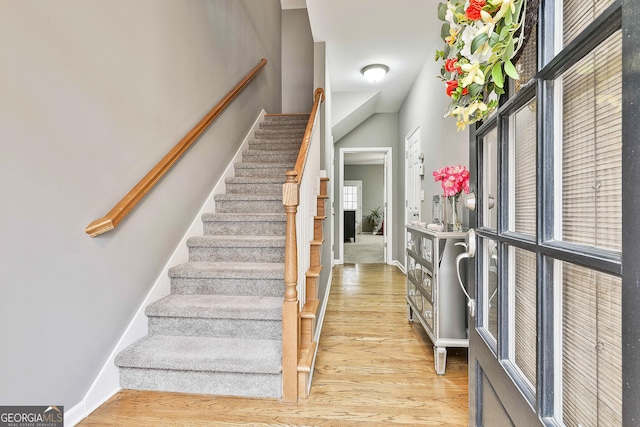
[64,400,86,427]
[392,260,406,274]
[67,111,266,425]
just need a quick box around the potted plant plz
[367,207,384,235]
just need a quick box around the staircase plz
[115,113,323,399]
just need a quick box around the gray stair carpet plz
[115,114,308,399]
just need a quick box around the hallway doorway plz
[337,147,393,264]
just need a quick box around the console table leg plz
[434,346,447,375]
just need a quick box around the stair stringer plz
[297,176,329,398]
[72,111,266,425]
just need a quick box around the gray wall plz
[0,0,281,408]
[282,9,314,113]
[397,45,468,267]
[344,165,384,231]
[334,113,399,261]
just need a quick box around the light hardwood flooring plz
[79,264,468,426]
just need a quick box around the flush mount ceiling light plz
[361,64,389,82]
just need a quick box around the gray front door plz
[466,0,639,424]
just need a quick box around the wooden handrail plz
[292,88,325,182]
[84,58,268,237]
[282,87,324,403]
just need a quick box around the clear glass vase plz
[446,194,463,232]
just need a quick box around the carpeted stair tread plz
[214,193,282,201]
[146,295,282,320]
[169,261,284,279]
[201,213,286,236]
[234,162,294,168]
[115,335,281,374]
[258,122,308,130]
[187,235,285,248]
[225,177,285,184]
[233,163,293,178]
[243,151,298,161]
[202,212,286,222]
[254,129,305,138]
[243,149,300,156]
[249,137,302,149]
[264,114,309,122]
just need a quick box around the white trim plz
[404,125,421,271]
[391,259,406,275]
[64,400,88,427]
[338,147,393,265]
[307,267,333,393]
[67,111,266,425]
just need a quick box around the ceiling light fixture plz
[361,64,389,82]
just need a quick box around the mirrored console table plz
[406,225,469,374]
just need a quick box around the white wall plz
[282,9,314,113]
[0,0,281,408]
[396,47,468,264]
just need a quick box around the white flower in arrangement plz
[445,3,461,30]
[460,21,492,63]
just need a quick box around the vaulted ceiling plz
[282,0,443,142]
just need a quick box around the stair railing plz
[282,88,325,402]
[84,58,268,237]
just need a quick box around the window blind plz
[561,262,622,426]
[563,0,617,47]
[513,248,537,389]
[560,31,622,251]
[512,99,537,235]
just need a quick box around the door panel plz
[480,371,514,427]
[466,1,628,424]
[405,127,421,268]
[406,128,421,224]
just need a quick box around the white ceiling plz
[305,0,440,112]
[282,0,443,141]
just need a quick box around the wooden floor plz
[79,264,468,426]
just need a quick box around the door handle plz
[455,229,476,317]
[465,193,476,211]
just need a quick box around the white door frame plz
[337,147,393,265]
[404,125,421,270]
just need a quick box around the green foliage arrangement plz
[435,0,528,130]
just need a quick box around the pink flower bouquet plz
[433,165,470,198]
